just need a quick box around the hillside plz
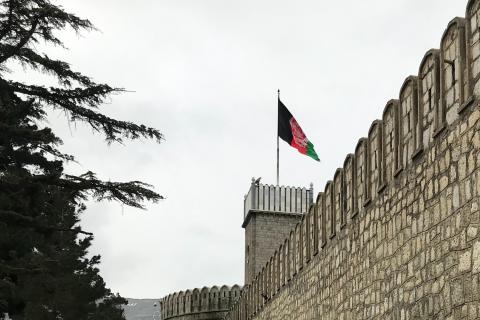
[123,299,161,320]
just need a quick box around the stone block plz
[459,250,472,273]
[473,241,480,274]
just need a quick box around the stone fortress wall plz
[160,285,242,320]
[224,0,480,319]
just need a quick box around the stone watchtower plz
[243,179,313,284]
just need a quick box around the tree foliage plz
[0,1,163,318]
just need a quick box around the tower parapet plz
[243,179,313,284]
[243,179,313,221]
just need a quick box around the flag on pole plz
[278,99,320,161]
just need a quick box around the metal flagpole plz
[277,89,280,186]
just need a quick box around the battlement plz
[225,1,480,319]
[160,285,242,320]
[243,179,313,221]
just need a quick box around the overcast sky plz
[32,0,469,298]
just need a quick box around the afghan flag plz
[278,99,320,161]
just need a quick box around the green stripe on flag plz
[307,141,320,162]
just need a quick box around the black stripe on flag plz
[278,99,293,145]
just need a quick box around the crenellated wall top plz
[160,285,242,319]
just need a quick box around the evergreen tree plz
[0,1,163,319]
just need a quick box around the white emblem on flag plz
[289,118,308,149]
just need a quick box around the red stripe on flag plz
[289,117,309,154]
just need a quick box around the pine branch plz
[31,0,94,33]
[3,146,63,174]
[1,173,162,209]
[37,145,75,163]
[9,45,94,87]
[0,264,48,275]
[0,123,61,146]
[10,81,120,106]
[0,0,95,49]
[58,172,163,208]
[0,13,39,63]
[0,0,14,41]
[0,209,93,235]
[9,81,164,143]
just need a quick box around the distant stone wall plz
[224,1,480,319]
[160,286,242,320]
